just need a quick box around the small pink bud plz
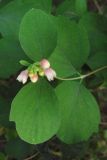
[17,70,28,84]
[44,68,56,81]
[40,59,50,69]
[30,74,38,83]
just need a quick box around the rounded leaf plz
[10,80,60,144]
[56,81,100,144]
[19,9,57,61]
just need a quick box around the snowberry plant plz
[0,0,107,146]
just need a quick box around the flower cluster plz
[17,59,56,84]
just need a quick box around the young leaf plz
[10,79,60,144]
[19,9,57,61]
[56,81,100,144]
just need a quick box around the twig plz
[100,122,107,125]
[93,0,103,15]
[0,139,7,143]
[83,66,107,78]
[24,152,39,160]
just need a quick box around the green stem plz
[56,65,107,81]
[56,75,83,81]
[82,65,107,78]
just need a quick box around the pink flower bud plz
[44,68,56,81]
[30,74,38,83]
[40,59,50,69]
[17,70,28,84]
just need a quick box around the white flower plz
[40,59,50,69]
[17,70,28,84]
[44,68,56,81]
[29,74,38,83]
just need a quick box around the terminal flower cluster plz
[17,59,56,84]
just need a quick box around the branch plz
[24,153,39,160]
[93,0,103,15]
[56,65,107,81]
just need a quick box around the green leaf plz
[56,81,100,144]
[0,0,12,9]
[5,137,35,160]
[79,13,107,55]
[17,0,52,13]
[19,9,57,61]
[0,38,28,78]
[0,153,6,160]
[56,0,75,16]
[87,51,107,79]
[0,0,52,39]
[87,76,103,89]
[75,0,87,15]
[56,0,87,16]
[10,79,60,144]
[49,47,78,78]
[49,16,89,77]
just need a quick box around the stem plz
[83,66,107,79]
[0,79,8,87]
[93,0,103,15]
[56,66,107,81]
[100,122,107,125]
[24,153,39,160]
[56,76,83,81]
